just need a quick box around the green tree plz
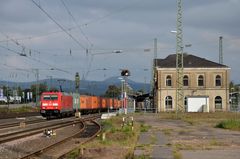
[230,81,239,92]
[137,89,144,95]
[17,86,22,96]
[104,85,121,98]
[2,85,8,96]
[31,83,48,101]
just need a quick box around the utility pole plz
[176,0,184,114]
[219,36,223,64]
[151,38,157,112]
[33,69,39,107]
[57,79,66,92]
[75,72,80,93]
[47,75,53,91]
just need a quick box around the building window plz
[216,75,221,86]
[183,75,189,86]
[198,75,204,86]
[166,75,172,86]
[184,97,188,111]
[215,96,222,109]
[165,96,173,109]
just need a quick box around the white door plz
[187,97,209,112]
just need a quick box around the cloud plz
[0,0,239,84]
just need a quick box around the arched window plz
[216,75,221,86]
[165,96,173,109]
[198,75,204,86]
[183,75,189,86]
[215,96,222,109]
[166,75,172,86]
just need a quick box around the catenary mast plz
[176,0,184,113]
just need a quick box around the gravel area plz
[0,123,82,159]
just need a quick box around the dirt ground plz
[135,113,240,159]
[78,113,240,159]
[77,146,130,159]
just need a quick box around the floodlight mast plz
[176,0,184,114]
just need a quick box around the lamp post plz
[118,77,125,114]
[121,69,130,114]
[143,68,149,94]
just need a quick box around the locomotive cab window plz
[43,95,51,100]
[51,95,58,100]
[43,95,58,100]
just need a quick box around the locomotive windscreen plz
[43,94,58,100]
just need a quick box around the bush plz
[216,119,240,131]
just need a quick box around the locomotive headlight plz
[42,103,48,106]
[53,103,58,106]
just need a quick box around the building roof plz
[155,54,229,68]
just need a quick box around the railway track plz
[19,117,101,159]
[0,114,101,159]
[0,118,45,129]
[0,119,82,144]
[0,113,100,130]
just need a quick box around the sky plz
[0,0,240,84]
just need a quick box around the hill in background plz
[0,76,150,96]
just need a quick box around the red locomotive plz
[40,92,121,119]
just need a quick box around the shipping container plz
[113,99,118,109]
[72,93,80,111]
[100,98,107,109]
[106,98,113,109]
[80,95,88,109]
[91,96,99,109]
[117,99,121,109]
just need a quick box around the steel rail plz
[19,117,101,159]
[0,119,82,144]
[19,120,86,159]
[58,119,102,159]
[0,119,45,129]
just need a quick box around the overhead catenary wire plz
[60,0,93,48]
[1,1,138,46]
[0,29,68,43]
[31,0,87,50]
[0,31,35,56]
[0,43,72,75]
[0,32,72,75]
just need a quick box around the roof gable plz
[155,54,228,68]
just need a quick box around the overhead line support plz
[176,0,184,114]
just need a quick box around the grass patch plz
[140,123,151,132]
[215,119,240,131]
[174,143,194,151]
[134,154,151,159]
[209,139,226,146]
[158,112,240,126]
[0,106,39,113]
[67,115,141,158]
[162,128,173,136]
[10,106,39,112]
[150,134,157,144]
[173,150,182,159]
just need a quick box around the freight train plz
[40,92,121,119]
